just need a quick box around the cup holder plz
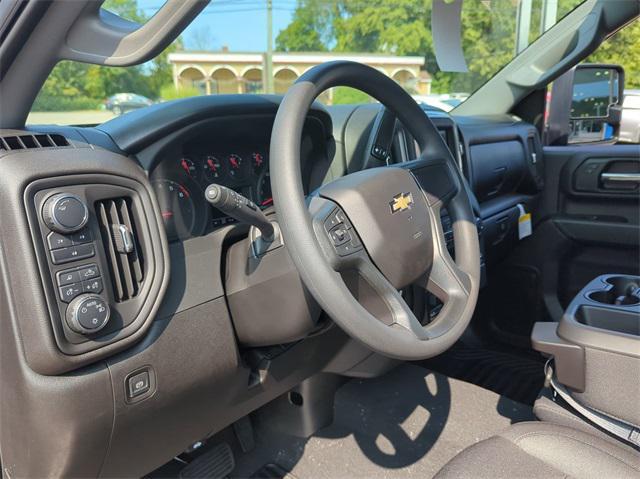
[587,276,640,306]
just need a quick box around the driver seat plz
[435,422,640,478]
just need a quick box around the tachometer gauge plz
[227,153,244,180]
[179,157,197,179]
[203,155,224,181]
[152,180,196,241]
[251,152,265,173]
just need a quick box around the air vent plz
[0,133,69,150]
[96,198,144,302]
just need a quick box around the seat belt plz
[544,360,640,448]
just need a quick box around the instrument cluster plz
[151,148,272,242]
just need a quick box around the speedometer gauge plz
[152,180,196,241]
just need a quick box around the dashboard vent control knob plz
[66,294,110,335]
[42,193,89,234]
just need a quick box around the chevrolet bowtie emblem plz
[389,192,414,214]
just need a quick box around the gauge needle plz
[162,211,174,218]
[260,198,274,207]
[180,159,191,176]
[229,157,239,168]
[178,185,191,198]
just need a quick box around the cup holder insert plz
[576,305,640,336]
[587,276,640,306]
[587,290,639,306]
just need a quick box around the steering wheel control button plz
[59,283,83,303]
[323,208,363,256]
[329,225,350,245]
[127,371,151,399]
[42,193,89,234]
[324,210,342,230]
[334,209,352,228]
[47,232,73,250]
[66,294,110,334]
[349,232,362,248]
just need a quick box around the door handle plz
[600,172,640,183]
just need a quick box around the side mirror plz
[545,64,625,145]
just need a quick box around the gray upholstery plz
[435,422,640,479]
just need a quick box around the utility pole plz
[540,0,558,34]
[265,0,274,94]
[515,0,532,55]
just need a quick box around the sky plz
[137,0,295,52]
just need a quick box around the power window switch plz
[127,371,150,398]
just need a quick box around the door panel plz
[541,144,640,312]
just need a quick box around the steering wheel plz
[270,61,480,360]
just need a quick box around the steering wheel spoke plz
[357,259,431,340]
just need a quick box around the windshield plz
[29,0,586,126]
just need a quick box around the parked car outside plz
[105,93,153,115]
[413,93,469,112]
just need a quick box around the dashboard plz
[1,93,546,478]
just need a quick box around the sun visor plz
[432,0,468,73]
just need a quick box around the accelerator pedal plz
[179,442,235,479]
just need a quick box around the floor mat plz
[421,344,546,405]
[231,364,534,478]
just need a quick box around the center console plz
[531,274,640,439]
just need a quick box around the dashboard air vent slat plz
[0,133,69,150]
[96,198,144,302]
